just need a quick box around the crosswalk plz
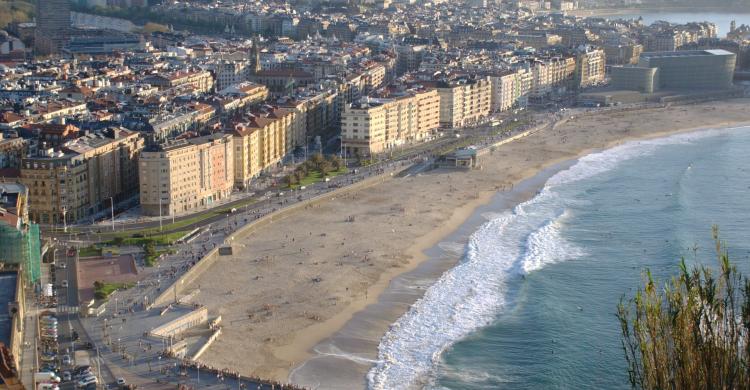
[57,305,79,314]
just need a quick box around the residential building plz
[435,76,491,128]
[230,108,294,189]
[60,127,144,213]
[574,47,607,88]
[139,134,234,216]
[341,89,441,157]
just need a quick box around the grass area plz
[112,230,191,247]
[97,197,260,242]
[144,248,176,267]
[93,281,133,300]
[78,246,102,257]
[289,168,348,189]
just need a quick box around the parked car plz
[77,375,97,388]
[62,355,71,365]
[62,371,71,381]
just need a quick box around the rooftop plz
[641,49,735,58]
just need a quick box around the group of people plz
[177,359,308,390]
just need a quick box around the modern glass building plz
[638,49,736,90]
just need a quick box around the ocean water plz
[367,126,750,389]
[603,11,750,37]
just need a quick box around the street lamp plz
[107,197,115,232]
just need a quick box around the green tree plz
[310,153,325,169]
[293,170,304,184]
[328,155,343,171]
[318,160,332,177]
[284,174,297,188]
[617,227,750,390]
[295,164,308,177]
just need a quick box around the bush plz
[617,227,750,390]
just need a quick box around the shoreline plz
[293,121,750,389]
[185,100,750,387]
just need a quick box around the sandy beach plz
[184,99,750,387]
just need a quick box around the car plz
[62,371,71,381]
[62,355,71,365]
[77,375,97,387]
[58,262,66,269]
[116,377,126,385]
[61,280,68,288]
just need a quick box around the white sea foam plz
[366,127,745,390]
[436,241,466,256]
[521,209,584,274]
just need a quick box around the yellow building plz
[435,76,491,128]
[341,89,441,157]
[230,109,293,189]
[139,134,234,216]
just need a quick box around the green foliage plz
[284,174,298,188]
[0,1,34,29]
[310,153,325,167]
[94,281,132,300]
[327,155,343,171]
[318,160,332,177]
[617,226,750,390]
[78,246,102,257]
[142,240,175,267]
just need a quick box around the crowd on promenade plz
[176,359,308,390]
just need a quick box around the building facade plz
[139,134,234,216]
[35,0,71,55]
[341,89,441,157]
[436,76,491,128]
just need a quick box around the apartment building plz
[19,128,144,224]
[230,109,293,189]
[139,134,234,216]
[19,152,88,225]
[435,76,491,128]
[146,70,215,93]
[574,48,607,89]
[214,59,251,91]
[61,127,144,214]
[341,89,441,157]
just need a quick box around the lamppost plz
[107,197,115,231]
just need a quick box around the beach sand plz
[185,100,750,387]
